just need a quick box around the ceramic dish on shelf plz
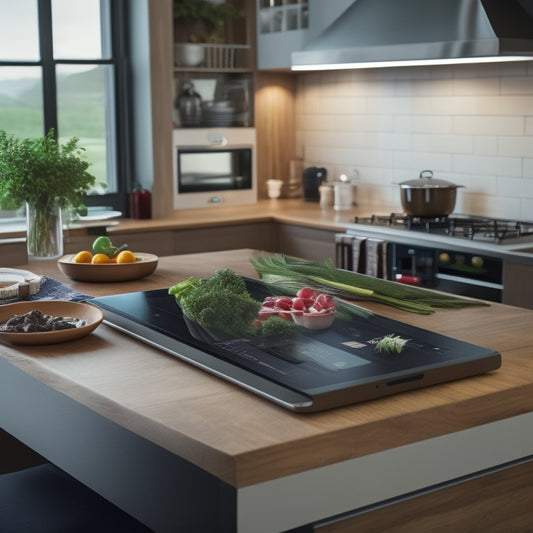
[0,300,103,346]
[57,253,159,282]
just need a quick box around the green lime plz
[92,236,112,254]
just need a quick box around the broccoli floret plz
[259,315,298,337]
[200,268,248,294]
[178,269,262,339]
[168,276,201,303]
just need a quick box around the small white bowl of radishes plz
[259,287,337,331]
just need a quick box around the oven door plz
[388,243,503,303]
[177,146,252,193]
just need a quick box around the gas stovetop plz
[353,213,533,244]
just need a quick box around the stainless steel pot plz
[399,170,464,217]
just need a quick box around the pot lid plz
[399,170,463,189]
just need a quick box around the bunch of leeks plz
[250,254,489,315]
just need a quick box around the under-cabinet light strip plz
[291,55,533,71]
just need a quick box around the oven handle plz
[436,273,503,290]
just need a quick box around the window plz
[0,0,130,214]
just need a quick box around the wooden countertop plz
[107,199,395,235]
[3,249,533,490]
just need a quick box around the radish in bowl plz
[257,288,337,331]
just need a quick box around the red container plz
[130,187,152,219]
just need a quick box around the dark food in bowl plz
[0,309,86,333]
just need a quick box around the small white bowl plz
[292,311,336,330]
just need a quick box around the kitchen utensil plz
[302,167,327,201]
[398,170,464,216]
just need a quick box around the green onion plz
[250,254,489,315]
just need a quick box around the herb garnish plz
[374,334,409,354]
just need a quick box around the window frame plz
[0,0,132,214]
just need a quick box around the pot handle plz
[420,169,433,180]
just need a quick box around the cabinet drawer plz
[315,459,533,533]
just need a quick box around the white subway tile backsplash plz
[453,116,524,136]
[296,66,533,218]
[473,136,498,156]
[452,154,522,177]
[452,77,499,96]
[520,197,533,220]
[469,174,497,195]
[501,76,533,95]
[395,115,453,134]
[498,136,533,157]
[522,158,533,177]
[411,152,453,172]
[411,134,474,154]
[525,117,533,136]
[412,78,454,97]
[497,176,533,198]
[412,96,478,115]
[366,96,413,115]
[318,96,367,114]
[477,95,533,116]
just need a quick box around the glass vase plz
[26,200,64,260]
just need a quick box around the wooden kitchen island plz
[1,249,532,532]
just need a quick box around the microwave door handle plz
[207,133,227,146]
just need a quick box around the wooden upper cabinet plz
[172,0,256,72]
[171,1,257,129]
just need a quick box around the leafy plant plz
[0,128,96,215]
[173,0,244,43]
[0,129,98,257]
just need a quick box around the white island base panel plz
[237,411,533,533]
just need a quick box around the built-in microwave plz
[173,128,257,209]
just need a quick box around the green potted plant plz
[0,129,96,260]
[173,0,244,66]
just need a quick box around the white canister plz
[334,182,353,211]
[267,179,283,199]
[319,185,334,209]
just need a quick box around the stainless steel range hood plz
[292,0,533,70]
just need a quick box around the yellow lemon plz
[91,253,112,264]
[116,250,136,264]
[74,250,93,263]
